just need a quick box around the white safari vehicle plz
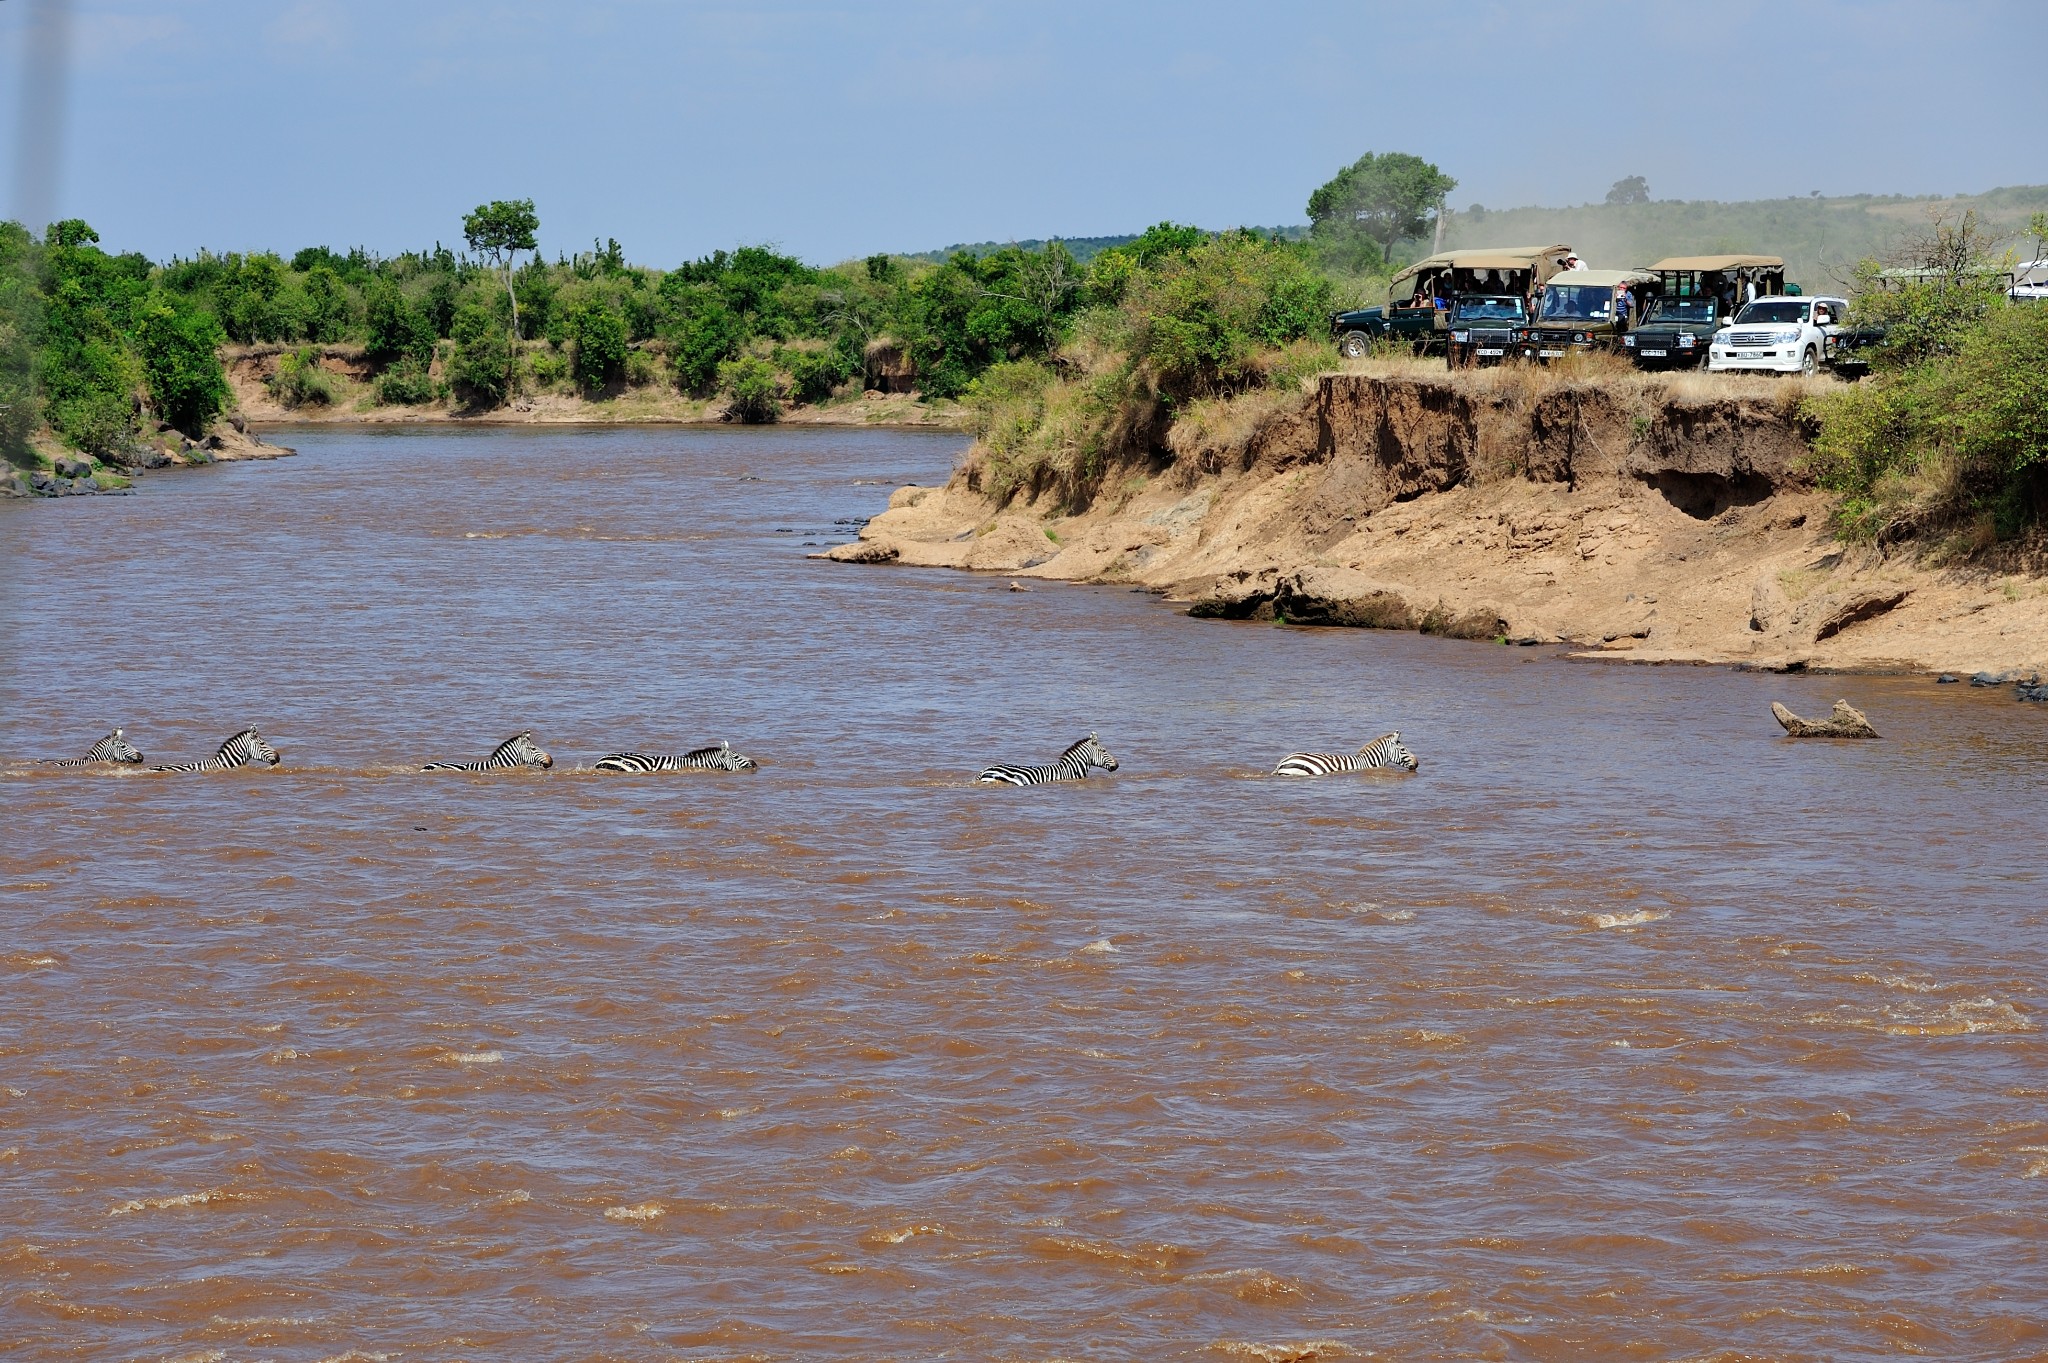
[1708,294,1849,376]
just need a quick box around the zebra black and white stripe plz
[976,733,1119,786]
[421,731,553,772]
[47,729,144,766]
[1271,732,1418,777]
[595,741,757,773]
[147,727,281,773]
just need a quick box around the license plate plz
[1477,348,1504,357]
[1642,349,1667,357]
[1538,349,1564,358]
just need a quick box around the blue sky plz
[3,0,2043,265]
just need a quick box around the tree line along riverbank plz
[5,165,2045,591]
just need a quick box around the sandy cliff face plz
[830,369,2048,678]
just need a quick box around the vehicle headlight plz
[1677,333,1695,346]
[1452,330,1469,343]
[1574,333,1586,344]
[1623,334,1636,347]
[1773,328,1801,344]
[1712,331,1731,346]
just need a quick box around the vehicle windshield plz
[1735,300,1811,325]
[1645,298,1718,324]
[1452,296,1526,322]
[1538,285,1614,322]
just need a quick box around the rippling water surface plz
[3,425,2046,1361]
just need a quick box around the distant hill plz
[901,186,2048,287]
[1440,185,2048,290]
[905,225,1309,265]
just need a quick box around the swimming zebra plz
[147,727,281,773]
[1271,732,1418,777]
[46,729,144,766]
[595,741,757,773]
[421,731,553,772]
[976,733,1119,786]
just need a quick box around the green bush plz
[267,347,335,408]
[623,348,661,388]
[134,295,229,433]
[447,301,510,407]
[50,391,136,458]
[529,348,569,389]
[667,298,743,393]
[374,360,435,405]
[718,355,781,423]
[1115,232,1334,398]
[784,347,851,403]
[565,298,628,392]
[1807,301,2048,541]
[364,279,435,365]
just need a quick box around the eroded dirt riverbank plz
[832,363,2048,679]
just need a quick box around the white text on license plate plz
[1642,349,1667,357]
[1538,349,1564,358]
[1477,348,1504,357]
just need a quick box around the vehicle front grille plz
[1728,330,1777,347]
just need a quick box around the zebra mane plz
[490,730,535,756]
[1359,732,1398,752]
[1061,732,1101,758]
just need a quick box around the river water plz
[3,425,2045,1361]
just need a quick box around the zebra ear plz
[1089,731,1098,740]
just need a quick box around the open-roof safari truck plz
[1522,268,1663,362]
[1623,256,1787,369]
[1331,245,1576,360]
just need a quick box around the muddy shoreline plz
[825,365,2048,683]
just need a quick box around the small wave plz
[448,1050,503,1065]
[107,1188,252,1217]
[1588,909,1669,929]
[1885,998,2033,1036]
[1209,1342,1352,1362]
[862,1223,943,1246]
[1187,1267,1308,1303]
[1403,1028,1467,1046]
[1078,939,1119,955]
[604,1201,664,1222]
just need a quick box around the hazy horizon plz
[4,0,2044,266]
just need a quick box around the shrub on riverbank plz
[1806,301,2048,545]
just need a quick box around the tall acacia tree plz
[462,199,539,339]
[1307,152,1457,265]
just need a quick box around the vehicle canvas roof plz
[1649,255,1785,272]
[1390,244,1572,286]
[1542,269,1658,288]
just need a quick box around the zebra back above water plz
[1271,731,1419,778]
[595,741,757,773]
[48,729,144,767]
[976,732,1119,786]
[422,730,553,772]
[148,727,281,773]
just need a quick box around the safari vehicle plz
[1444,294,1530,367]
[1522,269,1660,360]
[1707,294,1850,376]
[1331,244,1575,358]
[1624,255,1787,369]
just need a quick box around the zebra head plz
[1365,731,1419,772]
[92,729,145,764]
[225,726,281,767]
[718,740,758,772]
[1066,732,1119,773]
[498,730,553,769]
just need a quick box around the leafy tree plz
[1115,232,1334,398]
[565,296,627,392]
[0,221,39,453]
[133,294,229,434]
[718,355,781,423]
[1606,175,1651,205]
[1307,151,1457,262]
[462,198,539,339]
[299,264,353,343]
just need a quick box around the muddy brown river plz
[3,426,2045,1361]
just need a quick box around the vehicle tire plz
[1800,346,1819,377]
[1338,331,1372,360]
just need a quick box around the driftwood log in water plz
[1772,699,1879,738]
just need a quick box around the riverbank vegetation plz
[1803,210,2048,555]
